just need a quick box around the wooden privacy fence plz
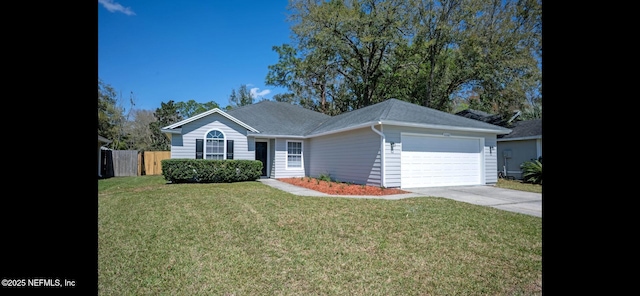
[101,150,171,177]
[111,150,139,177]
[140,151,171,176]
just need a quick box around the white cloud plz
[98,0,136,16]
[250,87,271,99]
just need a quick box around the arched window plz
[205,130,225,159]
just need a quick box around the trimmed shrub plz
[161,159,262,183]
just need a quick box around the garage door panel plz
[404,136,480,153]
[401,134,482,188]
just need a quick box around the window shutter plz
[196,139,203,159]
[226,140,234,159]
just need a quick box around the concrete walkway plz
[257,179,542,217]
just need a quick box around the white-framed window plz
[286,140,303,169]
[205,130,225,160]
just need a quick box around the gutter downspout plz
[371,122,386,188]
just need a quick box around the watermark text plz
[2,278,76,288]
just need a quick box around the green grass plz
[99,176,542,295]
[495,178,542,193]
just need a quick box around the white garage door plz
[401,134,482,188]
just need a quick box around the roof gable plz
[161,108,259,133]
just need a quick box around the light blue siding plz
[497,139,538,180]
[269,139,276,177]
[170,113,251,160]
[309,127,382,186]
[383,126,402,188]
[484,137,498,184]
[271,138,308,178]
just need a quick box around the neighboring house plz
[455,109,542,180]
[454,109,509,126]
[98,135,111,178]
[161,99,511,188]
[496,119,542,179]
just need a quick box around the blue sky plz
[98,0,292,112]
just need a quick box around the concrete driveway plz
[407,186,542,217]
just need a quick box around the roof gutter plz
[370,122,386,188]
[160,128,181,141]
[308,122,385,138]
[308,120,511,139]
[246,133,305,139]
[380,120,512,134]
[161,128,182,134]
[497,135,542,142]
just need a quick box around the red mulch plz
[277,177,408,196]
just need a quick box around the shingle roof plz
[498,119,541,139]
[162,98,512,136]
[307,99,511,135]
[226,100,331,136]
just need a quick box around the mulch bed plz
[278,177,408,196]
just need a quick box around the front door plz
[255,142,268,176]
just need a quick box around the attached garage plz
[401,133,484,188]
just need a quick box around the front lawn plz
[495,178,542,193]
[99,175,542,295]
